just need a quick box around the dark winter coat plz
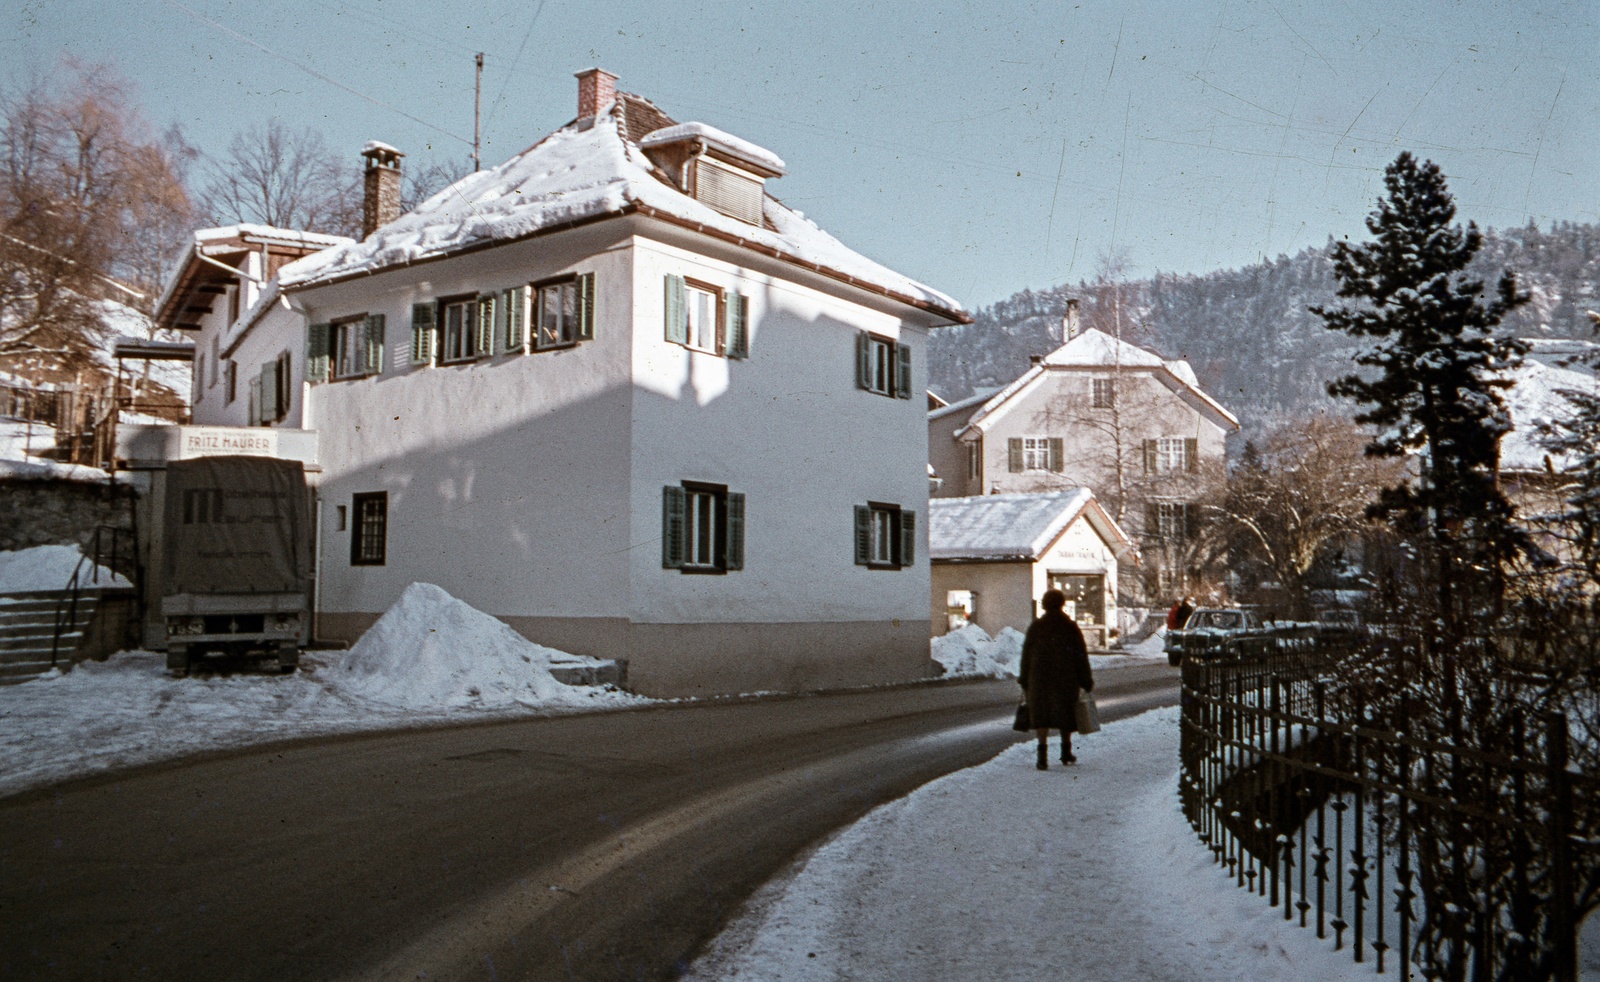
[1019,610,1094,732]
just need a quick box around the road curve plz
[0,663,1177,981]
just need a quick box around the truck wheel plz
[167,645,190,676]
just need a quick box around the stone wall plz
[0,477,139,578]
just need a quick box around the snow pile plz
[327,582,615,711]
[687,707,1368,982]
[0,544,130,593]
[931,624,1023,678]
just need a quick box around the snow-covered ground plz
[932,622,1169,679]
[0,543,129,593]
[686,707,1399,981]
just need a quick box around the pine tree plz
[1312,152,1529,636]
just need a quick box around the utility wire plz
[157,0,473,147]
[485,0,546,131]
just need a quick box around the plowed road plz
[0,664,1178,981]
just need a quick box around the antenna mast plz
[473,52,484,172]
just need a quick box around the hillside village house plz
[154,69,969,697]
[928,318,1238,598]
[929,489,1133,648]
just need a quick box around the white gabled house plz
[160,69,969,697]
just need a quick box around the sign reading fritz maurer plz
[177,426,278,460]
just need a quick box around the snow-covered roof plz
[1042,328,1166,369]
[639,122,786,176]
[930,490,1131,561]
[278,99,964,321]
[193,224,351,251]
[1499,358,1600,472]
[929,386,1001,422]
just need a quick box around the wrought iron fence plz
[1179,643,1597,980]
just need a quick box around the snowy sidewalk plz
[688,708,1365,981]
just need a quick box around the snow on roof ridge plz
[929,386,1002,421]
[639,121,787,175]
[1042,327,1165,368]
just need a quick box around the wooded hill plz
[928,221,1600,436]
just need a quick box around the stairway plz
[0,590,99,684]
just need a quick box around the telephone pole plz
[473,52,484,172]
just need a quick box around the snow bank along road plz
[0,665,1176,981]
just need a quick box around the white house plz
[161,69,969,697]
[929,489,1133,648]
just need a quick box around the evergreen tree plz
[1312,152,1529,635]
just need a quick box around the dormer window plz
[639,122,786,228]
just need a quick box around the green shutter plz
[725,492,746,570]
[577,272,596,341]
[662,485,687,568]
[410,304,434,365]
[1185,437,1199,473]
[895,342,912,399]
[1008,438,1023,473]
[899,509,916,566]
[504,287,525,352]
[664,275,688,344]
[856,332,872,390]
[727,293,749,359]
[247,375,261,426]
[363,313,385,375]
[259,361,278,422]
[1048,437,1065,473]
[306,322,331,382]
[854,505,872,565]
[1144,439,1159,474]
[1146,503,1160,541]
[477,295,496,356]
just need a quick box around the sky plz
[3,0,1595,310]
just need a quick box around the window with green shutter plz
[577,272,596,341]
[306,322,331,381]
[502,287,525,352]
[532,276,586,350]
[664,481,743,573]
[664,274,688,345]
[857,331,909,398]
[361,313,385,375]
[410,303,435,365]
[259,360,278,423]
[476,295,496,355]
[438,296,480,363]
[726,293,749,359]
[857,502,910,569]
[895,342,912,399]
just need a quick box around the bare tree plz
[199,120,360,238]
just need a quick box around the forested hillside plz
[929,222,1600,435]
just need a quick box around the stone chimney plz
[575,68,619,120]
[361,141,405,239]
[1061,298,1081,341]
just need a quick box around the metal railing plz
[49,526,133,666]
[1179,641,1596,980]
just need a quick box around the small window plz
[331,314,383,379]
[1092,377,1115,408]
[351,492,388,566]
[1007,436,1064,473]
[856,332,911,399]
[684,282,721,354]
[664,275,745,358]
[854,502,915,569]
[439,297,481,363]
[1154,501,1192,543]
[1143,436,1198,474]
[662,482,745,573]
[534,279,580,350]
[1022,437,1050,471]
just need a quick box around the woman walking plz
[1019,589,1095,770]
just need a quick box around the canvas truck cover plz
[162,456,313,597]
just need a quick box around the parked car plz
[1165,607,1275,665]
[1315,608,1365,643]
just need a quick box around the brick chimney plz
[575,68,618,120]
[360,141,405,238]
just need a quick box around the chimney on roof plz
[1030,354,1045,365]
[1060,298,1081,342]
[576,68,619,121]
[360,142,405,239]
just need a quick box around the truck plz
[1164,607,1276,666]
[155,455,314,675]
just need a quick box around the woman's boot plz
[1061,737,1077,765]
[1036,741,1048,770]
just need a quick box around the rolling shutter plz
[1008,438,1024,473]
[895,342,912,399]
[725,492,746,571]
[854,505,872,565]
[662,485,687,568]
[1185,437,1199,473]
[857,332,873,390]
[410,304,434,365]
[899,509,916,566]
[727,293,749,359]
[306,322,331,381]
[362,313,385,374]
[1048,438,1065,473]
[664,275,688,344]
[577,273,596,341]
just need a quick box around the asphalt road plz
[0,663,1178,981]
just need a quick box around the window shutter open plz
[577,272,596,341]
[477,295,496,355]
[1048,437,1065,473]
[505,287,525,351]
[727,293,749,359]
[895,342,912,399]
[495,289,512,352]
[664,275,688,344]
[248,375,261,426]
[1185,437,1199,473]
[306,322,331,381]
[362,313,385,374]
[410,303,435,364]
[856,332,872,390]
[1144,439,1159,474]
[662,485,687,568]
[854,505,872,565]
[1008,438,1024,473]
[899,509,916,566]
[725,492,746,570]
[259,361,278,422]
[1146,503,1160,541]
